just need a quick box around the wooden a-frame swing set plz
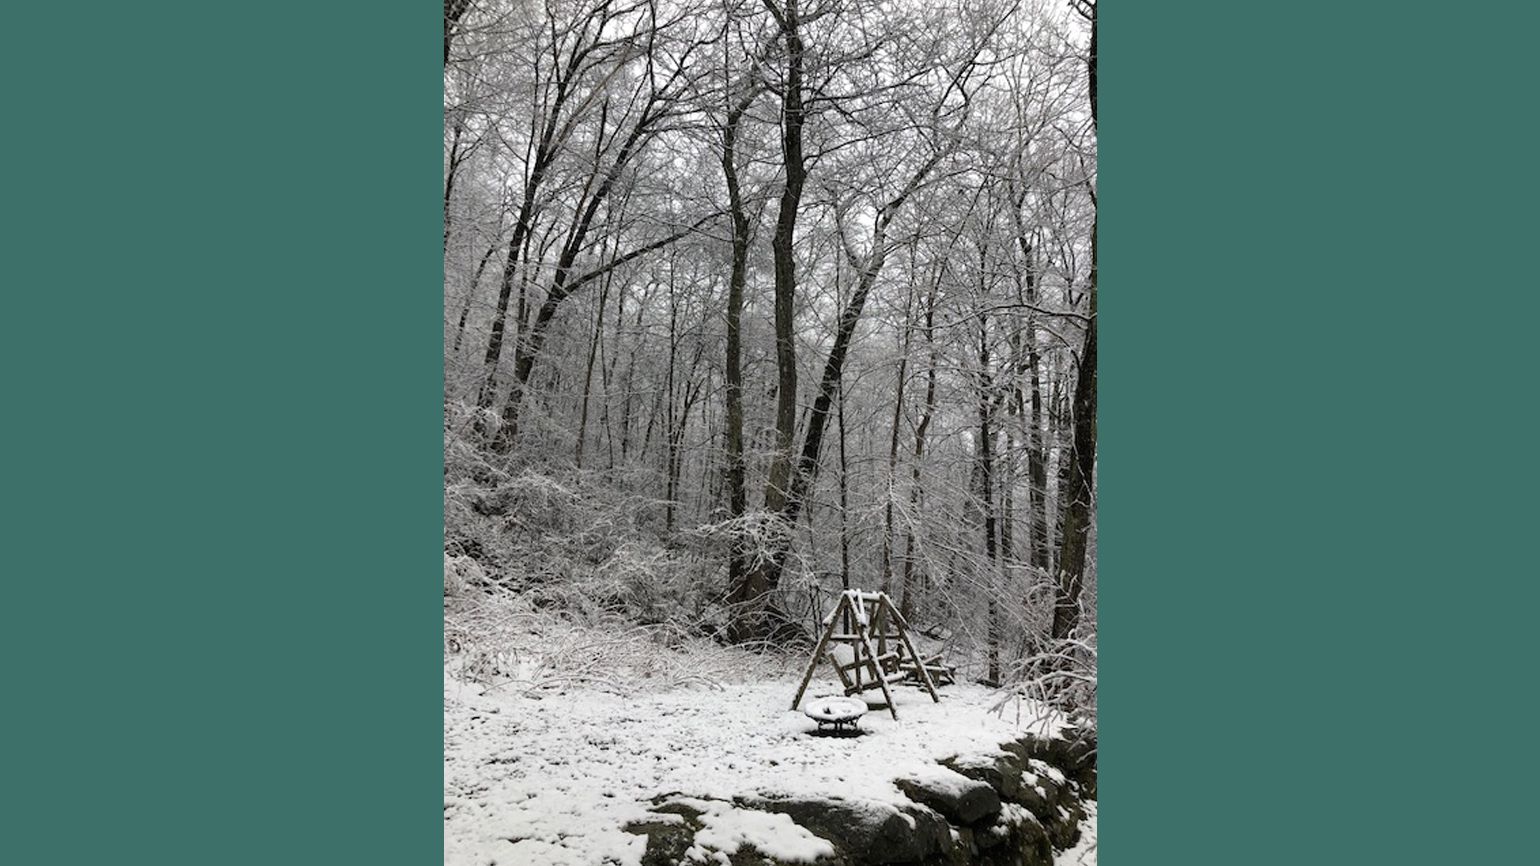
[790,589,954,721]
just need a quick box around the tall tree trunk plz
[720,77,758,603]
[1052,377,1071,571]
[760,0,807,519]
[728,0,807,644]
[837,379,851,590]
[1051,241,1096,640]
[1051,2,1097,639]
[664,266,680,517]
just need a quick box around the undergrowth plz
[445,591,800,697]
[444,398,1095,737]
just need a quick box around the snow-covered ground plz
[445,667,1094,865]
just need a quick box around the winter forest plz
[444,0,1098,862]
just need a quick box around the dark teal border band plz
[1107,2,1537,863]
[6,3,443,863]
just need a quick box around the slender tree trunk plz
[1012,234,1051,621]
[1027,349,1049,570]
[1001,455,1015,563]
[599,281,623,471]
[1088,2,1097,130]
[664,266,679,510]
[641,389,662,471]
[619,296,644,464]
[452,240,500,360]
[977,316,1001,686]
[900,278,939,620]
[883,279,915,594]
[720,81,757,598]
[1052,377,1071,570]
[663,278,707,533]
[837,379,851,590]
[666,386,700,534]
[574,234,619,468]
[444,115,464,256]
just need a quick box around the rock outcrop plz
[624,731,1096,865]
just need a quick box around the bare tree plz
[444,0,1097,675]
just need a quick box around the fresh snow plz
[894,763,985,801]
[675,797,837,863]
[445,669,1072,865]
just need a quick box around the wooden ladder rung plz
[908,664,952,676]
[835,653,899,674]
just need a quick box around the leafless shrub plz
[992,632,1097,738]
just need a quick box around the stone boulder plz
[941,751,1024,801]
[893,769,1002,826]
[748,795,952,865]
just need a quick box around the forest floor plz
[444,619,1096,866]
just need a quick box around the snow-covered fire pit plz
[802,696,868,734]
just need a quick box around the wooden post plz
[854,618,900,720]
[790,594,846,711]
[872,595,889,660]
[883,594,940,703]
